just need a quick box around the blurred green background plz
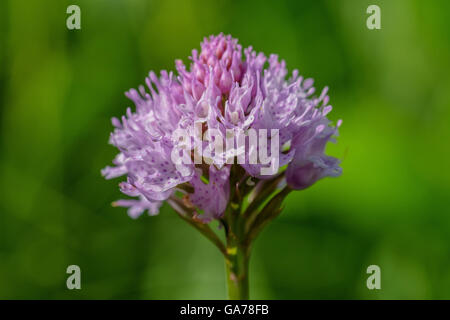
[1,0,450,299]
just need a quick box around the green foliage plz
[1,0,450,299]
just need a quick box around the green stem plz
[223,193,250,300]
[225,244,250,300]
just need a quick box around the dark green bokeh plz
[1,0,449,299]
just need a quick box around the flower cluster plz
[102,34,342,222]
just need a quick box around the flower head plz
[102,33,342,220]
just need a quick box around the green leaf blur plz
[1,0,449,299]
